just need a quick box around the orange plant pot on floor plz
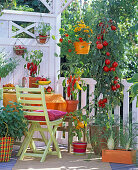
[74,41,91,54]
[102,149,136,164]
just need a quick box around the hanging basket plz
[74,41,91,54]
[0,122,14,162]
[13,45,27,55]
[36,35,50,44]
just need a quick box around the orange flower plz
[78,122,84,128]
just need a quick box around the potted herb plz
[65,108,89,155]
[102,122,137,164]
[0,102,28,162]
[36,22,51,44]
[23,50,43,88]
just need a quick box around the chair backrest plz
[16,86,50,124]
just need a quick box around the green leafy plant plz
[127,73,138,107]
[65,107,89,143]
[36,22,51,36]
[0,102,28,140]
[23,50,43,77]
[119,122,138,150]
[0,51,19,78]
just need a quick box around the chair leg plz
[40,125,61,162]
[50,126,62,159]
[19,125,34,160]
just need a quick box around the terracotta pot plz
[66,100,79,113]
[102,149,136,164]
[39,34,47,44]
[29,77,39,88]
[89,125,119,155]
[74,41,91,54]
[72,142,87,155]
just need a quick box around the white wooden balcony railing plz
[56,78,138,148]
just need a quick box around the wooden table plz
[3,92,67,112]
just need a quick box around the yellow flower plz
[78,28,81,31]
[84,30,89,33]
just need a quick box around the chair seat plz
[24,109,67,121]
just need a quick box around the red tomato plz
[110,67,116,71]
[103,41,108,46]
[96,41,101,44]
[97,44,103,49]
[103,98,107,103]
[102,103,105,108]
[114,76,118,80]
[47,88,52,92]
[112,62,118,68]
[59,38,63,43]
[42,78,47,81]
[68,49,72,52]
[111,85,117,91]
[114,80,118,84]
[105,59,111,65]
[116,84,120,88]
[106,52,110,56]
[111,26,116,30]
[103,66,109,72]
[99,22,104,27]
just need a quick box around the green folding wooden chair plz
[16,86,66,162]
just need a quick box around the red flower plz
[59,38,63,43]
[79,37,83,40]
[68,40,72,43]
[68,49,72,52]
[65,34,69,37]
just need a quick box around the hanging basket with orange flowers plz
[56,20,93,56]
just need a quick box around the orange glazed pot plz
[74,41,91,54]
[39,34,47,44]
[66,100,79,113]
[102,149,136,164]
[29,77,39,88]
